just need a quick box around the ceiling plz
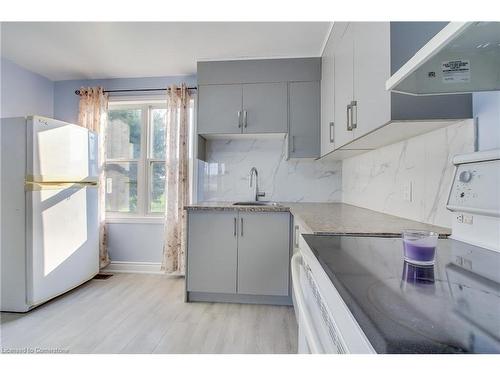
[0,22,331,81]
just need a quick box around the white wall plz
[198,136,342,202]
[0,58,54,118]
[342,119,475,228]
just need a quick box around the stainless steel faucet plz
[249,167,265,201]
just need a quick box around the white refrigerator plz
[1,115,99,312]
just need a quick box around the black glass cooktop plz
[302,234,500,354]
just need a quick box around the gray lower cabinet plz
[186,210,291,302]
[237,212,290,296]
[197,84,242,135]
[186,211,237,293]
[288,81,321,158]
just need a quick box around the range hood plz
[386,22,500,95]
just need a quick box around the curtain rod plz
[74,87,197,96]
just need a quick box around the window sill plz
[106,216,164,224]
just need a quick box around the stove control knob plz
[459,170,472,183]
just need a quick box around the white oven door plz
[291,252,348,354]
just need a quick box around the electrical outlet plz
[403,181,413,202]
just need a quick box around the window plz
[105,102,168,217]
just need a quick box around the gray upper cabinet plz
[197,85,242,135]
[333,23,355,149]
[237,212,290,296]
[320,23,347,157]
[198,58,320,85]
[198,83,287,135]
[197,58,321,141]
[242,83,287,134]
[187,211,237,293]
[352,22,391,140]
[288,81,320,159]
[322,22,473,152]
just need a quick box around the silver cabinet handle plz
[240,217,244,237]
[350,100,357,130]
[237,110,242,128]
[329,122,334,143]
[346,104,352,131]
[291,135,295,153]
[294,225,300,248]
[234,217,237,236]
[243,110,247,128]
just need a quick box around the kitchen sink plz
[233,201,281,207]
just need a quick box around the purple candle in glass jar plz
[402,230,438,265]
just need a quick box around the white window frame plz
[105,98,167,221]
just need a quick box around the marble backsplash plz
[197,135,342,202]
[342,119,475,228]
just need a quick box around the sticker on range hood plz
[442,59,471,83]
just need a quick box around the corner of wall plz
[341,119,475,228]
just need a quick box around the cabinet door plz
[187,211,238,293]
[197,84,242,134]
[321,31,335,156]
[320,22,347,156]
[353,22,391,139]
[334,23,355,149]
[288,81,320,158]
[237,212,290,296]
[242,82,287,133]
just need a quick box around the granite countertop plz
[185,202,451,236]
[185,201,290,212]
[302,234,500,353]
[286,203,450,237]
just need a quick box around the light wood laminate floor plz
[0,274,297,354]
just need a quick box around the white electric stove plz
[446,149,500,252]
[291,149,500,353]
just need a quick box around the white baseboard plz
[103,261,163,274]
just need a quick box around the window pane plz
[105,162,138,213]
[150,162,166,213]
[150,108,166,159]
[107,109,142,159]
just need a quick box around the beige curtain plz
[78,87,110,269]
[162,84,192,274]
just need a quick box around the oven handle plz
[291,252,322,354]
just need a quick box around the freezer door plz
[27,116,98,182]
[26,184,99,307]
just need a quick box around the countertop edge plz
[185,205,291,213]
[185,202,451,236]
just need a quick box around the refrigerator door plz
[26,116,98,183]
[26,183,99,308]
